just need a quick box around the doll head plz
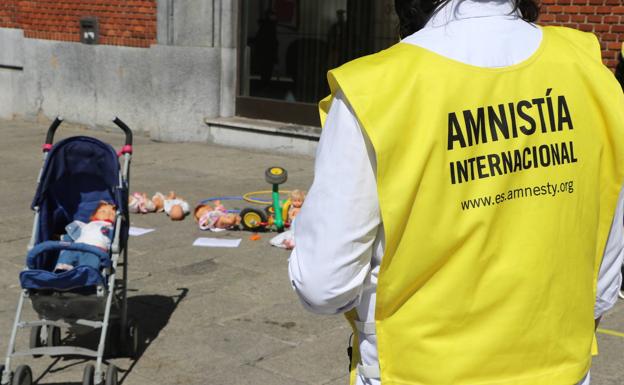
[290,190,306,208]
[169,204,185,221]
[90,201,116,222]
[194,204,213,222]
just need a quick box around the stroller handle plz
[112,117,133,146]
[43,116,133,150]
[44,116,64,147]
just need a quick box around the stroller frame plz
[2,117,135,385]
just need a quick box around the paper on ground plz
[193,237,242,248]
[129,226,155,236]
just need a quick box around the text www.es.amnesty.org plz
[461,180,575,211]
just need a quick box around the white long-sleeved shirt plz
[288,1,624,384]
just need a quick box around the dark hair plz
[616,52,624,92]
[395,0,540,38]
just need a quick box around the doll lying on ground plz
[194,201,241,231]
[54,201,116,272]
[152,191,190,221]
[269,190,304,249]
[128,192,155,213]
[129,191,189,220]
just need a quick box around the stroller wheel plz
[105,365,118,385]
[11,365,32,385]
[127,320,141,359]
[47,326,61,347]
[82,364,95,385]
[29,327,43,358]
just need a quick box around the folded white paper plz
[193,237,242,248]
[129,226,155,236]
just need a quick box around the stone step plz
[204,116,320,156]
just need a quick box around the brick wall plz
[1,1,623,62]
[540,1,624,69]
[0,1,18,29]
[0,0,157,48]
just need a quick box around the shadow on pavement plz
[34,288,189,385]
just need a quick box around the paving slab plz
[0,118,622,385]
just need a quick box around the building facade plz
[0,1,622,148]
[0,0,237,142]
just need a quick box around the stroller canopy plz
[33,136,120,213]
[30,136,123,271]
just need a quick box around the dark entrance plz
[238,0,397,126]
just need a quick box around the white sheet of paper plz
[193,237,242,248]
[129,226,155,236]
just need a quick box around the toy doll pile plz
[192,190,306,249]
[128,191,190,220]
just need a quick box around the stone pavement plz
[0,119,622,385]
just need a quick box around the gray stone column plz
[0,29,25,119]
[219,0,238,118]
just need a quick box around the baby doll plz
[271,191,304,250]
[153,191,190,221]
[270,216,296,250]
[151,191,174,212]
[54,201,116,272]
[128,192,155,214]
[194,203,213,223]
[194,201,241,231]
[287,190,306,222]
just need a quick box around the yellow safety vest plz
[320,26,624,385]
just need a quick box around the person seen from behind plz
[289,0,624,384]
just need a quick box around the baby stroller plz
[1,117,138,385]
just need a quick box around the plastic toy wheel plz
[82,364,95,385]
[265,167,288,185]
[11,365,32,385]
[29,326,43,358]
[240,208,268,231]
[105,365,118,385]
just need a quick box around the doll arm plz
[64,220,86,241]
[288,91,380,315]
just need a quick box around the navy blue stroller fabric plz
[21,136,127,290]
[21,266,105,291]
[26,241,112,269]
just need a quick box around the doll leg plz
[55,250,78,272]
[75,251,101,270]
